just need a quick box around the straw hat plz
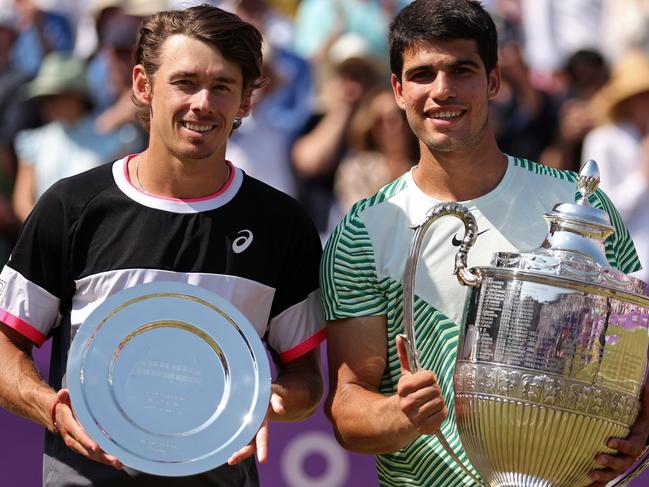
[24,53,88,100]
[590,49,649,122]
[123,0,169,16]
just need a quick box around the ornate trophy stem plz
[400,202,485,486]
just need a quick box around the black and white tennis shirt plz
[0,155,326,487]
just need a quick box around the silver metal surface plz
[402,161,649,486]
[401,202,486,486]
[455,271,649,486]
[541,160,615,267]
[67,281,271,477]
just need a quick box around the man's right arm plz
[0,322,122,468]
[0,322,56,429]
[325,315,447,454]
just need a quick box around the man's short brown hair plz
[132,5,265,131]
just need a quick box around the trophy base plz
[456,393,628,487]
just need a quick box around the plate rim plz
[66,281,272,476]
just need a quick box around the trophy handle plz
[401,202,486,486]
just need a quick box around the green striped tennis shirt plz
[320,156,641,487]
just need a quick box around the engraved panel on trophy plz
[597,302,649,395]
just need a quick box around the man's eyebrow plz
[169,71,239,84]
[450,58,481,69]
[404,58,482,77]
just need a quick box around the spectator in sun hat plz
[12,52,142,221]
[24,51,89,101]
[582,49,649,281]
[582,49,649,199]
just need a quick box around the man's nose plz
[191,88,213,112]
[430,72,455,100]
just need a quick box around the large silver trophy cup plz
[401,161,649,487]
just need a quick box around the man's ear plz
[487,64,501,101]
[237,89,253,118]
[391,73,406,110]
[132,65,152,105]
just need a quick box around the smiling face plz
[391,38,500,158]
[133,34,251,164]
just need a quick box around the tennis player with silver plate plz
[66,281,271,477]
[402,160,649,487]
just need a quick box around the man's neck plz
[413,145,508,202]
[129,148,230,200]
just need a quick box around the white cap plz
[328,32,373,66]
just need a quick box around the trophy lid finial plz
[541,159,614,267]
[577,160,600,205]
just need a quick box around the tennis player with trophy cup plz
[321,1,649,486]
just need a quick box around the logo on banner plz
[281,431,349,487]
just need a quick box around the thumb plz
[269,393,286,417]
[396,334,412,375]
[56,389,76,419]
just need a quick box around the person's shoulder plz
[327,174,410,250]
[241,173,312,218]
[510,156,612,205]
[344,174,409,222]
[510,156,579,183]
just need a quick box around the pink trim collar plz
[122,154,235,203]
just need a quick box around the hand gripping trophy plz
[401,161,649,487]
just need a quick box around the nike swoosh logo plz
[451,229,490,247]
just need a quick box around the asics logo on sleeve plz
[232,229,254,254]
[451,229,490,247]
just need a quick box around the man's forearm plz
[271,349,323,422]
[0,327,56,432]
[327,384,419,454]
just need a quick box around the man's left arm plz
[227,347,323,465]
[270,346,323,423]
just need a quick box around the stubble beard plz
[420,114,490,155]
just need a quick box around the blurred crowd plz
[1,0,648,281]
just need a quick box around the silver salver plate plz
[66,281,272,477]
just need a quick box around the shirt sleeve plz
[320,206,387,321]
[14,127,41,166]
[266,205,326,363]
[590,188,642,275]
[0,183,71,345]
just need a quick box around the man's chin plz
[175,147,217,162]
[422,138,463,154]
